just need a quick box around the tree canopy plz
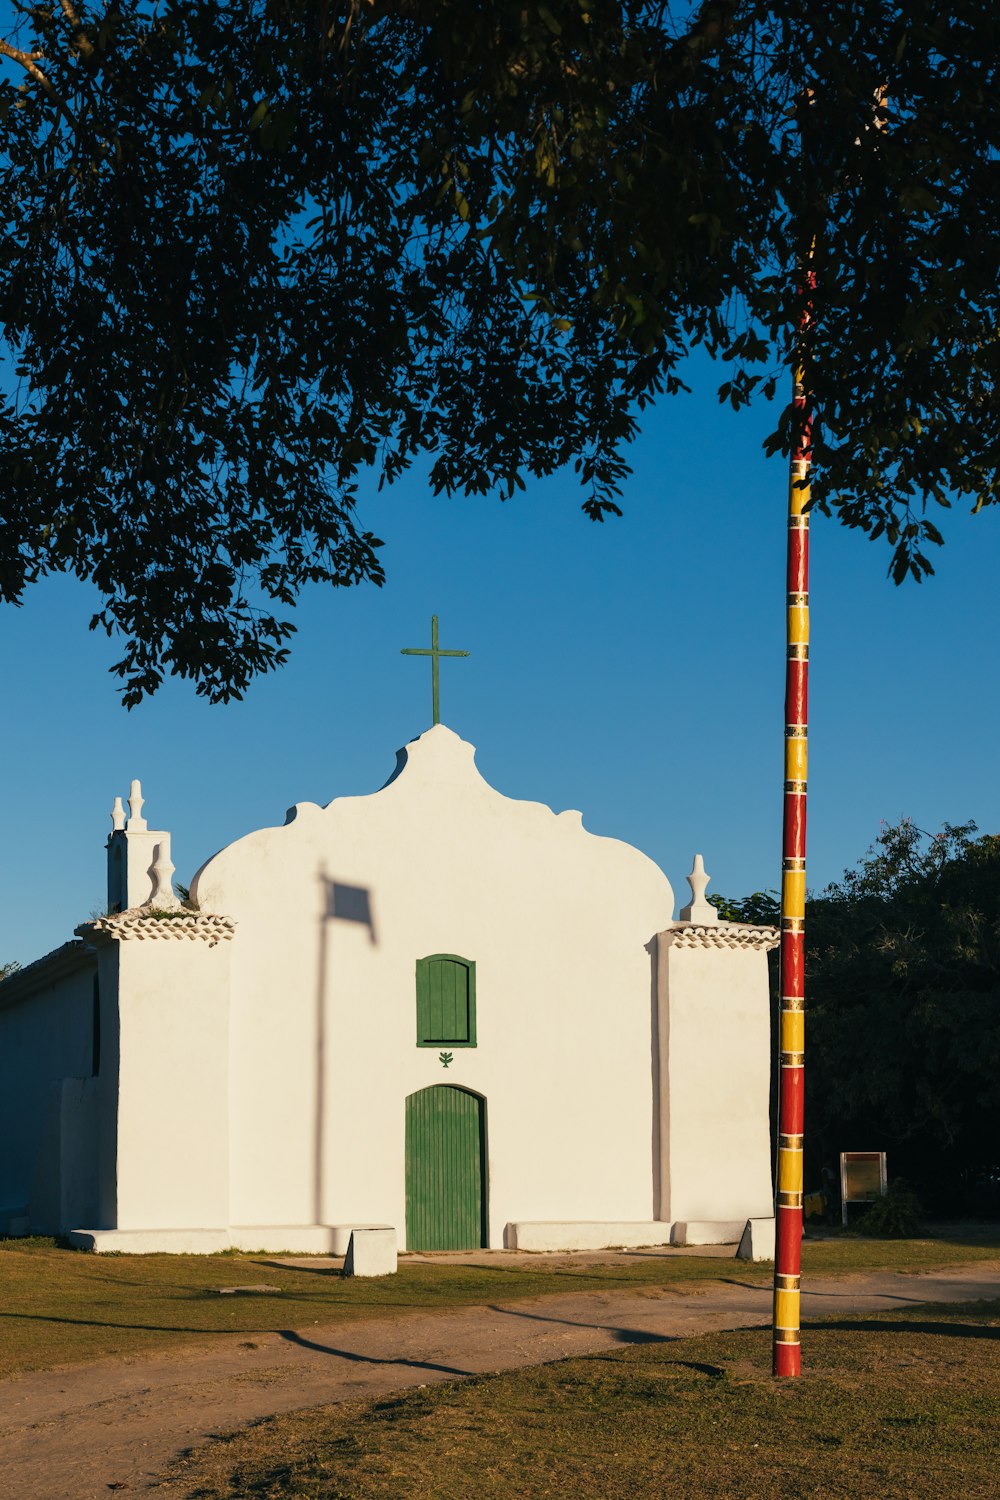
[2,2,998,702]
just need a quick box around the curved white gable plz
[191,724,674,920]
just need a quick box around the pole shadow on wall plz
[315,873,378,1226]
[645,935,663,1222]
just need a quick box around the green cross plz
[401,615,470,726]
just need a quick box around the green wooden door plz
[405,1086,487,1250]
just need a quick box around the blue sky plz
[2,361,997,965]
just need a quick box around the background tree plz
[714,820,1000,1216]
[1,1,998,703]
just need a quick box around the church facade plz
[0,726,777,1253]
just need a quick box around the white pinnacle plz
[679,853,719,925]
[148,843,179,909]
[127,779,147,832]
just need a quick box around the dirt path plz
[3,1262,998,1499]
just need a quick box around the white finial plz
[147,843,179,908]
[127,779,147,832]
[679,853,719,924]
[110,796,126,832]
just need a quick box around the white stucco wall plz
[91,926,233,1231]
[192,726,675,1247]
[656,934,775,1224]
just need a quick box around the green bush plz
[858,1179,925,1239]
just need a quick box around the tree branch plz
[57,0,95,61]
[0,36,46,72]
[0,36,82,134]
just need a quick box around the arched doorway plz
[405,1086,488,1250]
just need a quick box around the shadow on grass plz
[255,1258,656,1288]
[0,1312,510,1375]
[256,1260,341,1278]
[0,1303,478,1336]
[276,1329,469,1375]
[1,1312,472,1374]
[807,1317,1000,1340]
[408,1264,649,1281]
[254,1260,656,1296]
[802,1288,950,1305]
[0,1312,278,1336]
[486,1303,672,1345]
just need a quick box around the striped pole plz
[772,266,814,1378]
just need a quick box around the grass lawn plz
[167,1298,1000,1499]
[2,1229,998,1380]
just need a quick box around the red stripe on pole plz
[786,660,809,726]
[781,932,805,994]
[787,546,807,592]
[775,1204,802,1261]
[783,792,807,860]
[779,1063,804,1123]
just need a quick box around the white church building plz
[0,725,777,1254]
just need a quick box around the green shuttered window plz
[416,954,477,1047]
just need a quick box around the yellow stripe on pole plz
[774,1287,800,1328]
[781,1010,805,1052]
[782,869,806,917]
[785,735,808,782]
[787,605,810,645]
[778,1149,804,1193]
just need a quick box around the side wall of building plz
[0,949,101,1233]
